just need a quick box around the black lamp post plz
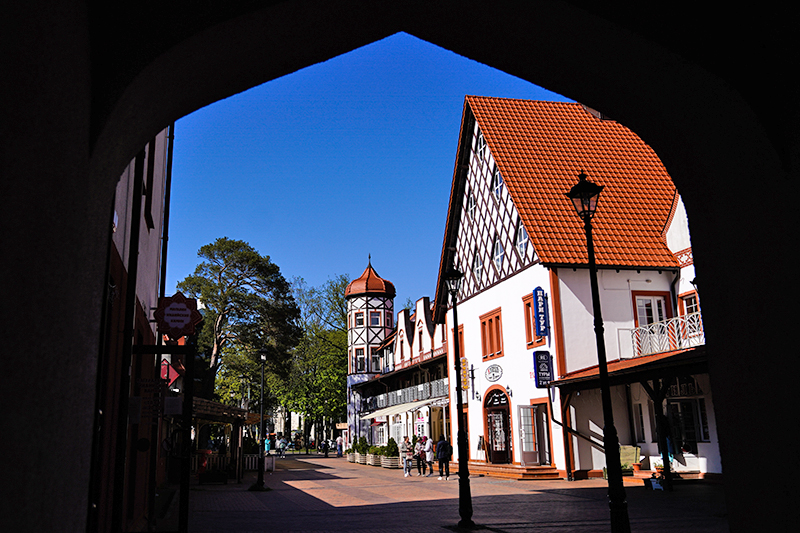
[444,268,475,530]
[249,351,268,491]
[565,172,631,533]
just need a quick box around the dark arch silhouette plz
[2,2,796,531]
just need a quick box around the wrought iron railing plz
[362,377,449,412]
[631,312,704,357]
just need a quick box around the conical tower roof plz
[345,257,396,299]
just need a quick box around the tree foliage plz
[177,237,302,398]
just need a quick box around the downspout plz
[669,268,681,316]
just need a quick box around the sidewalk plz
[179,455,728,532]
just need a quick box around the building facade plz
[432,97,719,480]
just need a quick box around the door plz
[635,295,670,353]
[484,389,511,464]
[518,404,551,466]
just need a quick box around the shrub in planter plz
[385,438,399,458]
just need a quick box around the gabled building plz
[432,96,718,480]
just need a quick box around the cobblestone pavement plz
[180,455,728,533]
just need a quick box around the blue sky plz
[166,32,571,308]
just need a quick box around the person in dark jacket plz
[436,435,452,480]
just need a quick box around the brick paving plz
[176,455,729,533]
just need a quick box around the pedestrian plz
[400,436,413,477]
[436,435,452,480]
[423,436,434,476]
[414,437,426,476]
[336,435,343,457]
[279,437,287,458]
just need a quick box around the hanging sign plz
[534,351,553,388]
[533,287,550,337]
[154,292,203,340]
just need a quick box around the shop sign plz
[534,351,553,388]
[485,364,503,382]
[533,287,550,337]
[154,292,202,340]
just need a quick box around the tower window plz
[355,312,364,327]
[370,311,380,326]
[356,348,365,372]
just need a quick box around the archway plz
[2,2,795,532]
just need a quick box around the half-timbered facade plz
[432,96,720,481]
[345,260,395,447]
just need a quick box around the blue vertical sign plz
[534,351,553,388]
[533,287,550,338]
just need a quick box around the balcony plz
[362,377,449,413]
[631,312,704,357]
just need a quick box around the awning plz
[360,398,436,420]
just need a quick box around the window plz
[681,293,700,315]
[480,307,503,360]
[355,312,364,327]
[355,348,365,372]
[635,295,668,326]
[493,166,504,199]
[466,192,476,222]
[419,330,424,353]
[522,293,546,348]
[385,311,393,328]
[370,311,380,326]
[472,250,483,282]
[516,222,528,256]
[371,347,381,372]
[493,237,504,271]
[476,131,487,160]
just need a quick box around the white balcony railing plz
[631,312,704,357]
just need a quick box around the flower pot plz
[356,453,367,465]
[347,453,355,463]
[366,453,381,466]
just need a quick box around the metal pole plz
[250,358,267,491]
[584,215,631,533]
[451,290,475,529]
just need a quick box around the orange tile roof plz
[467,96,679,268]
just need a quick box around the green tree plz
[268,275,349,442]
[177,237,302,399]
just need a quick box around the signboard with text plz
[154,292,203,341]
[534,351,553,388]
[533,287,550,338]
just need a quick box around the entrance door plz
[518,404,551,466]
[484,389,511,464]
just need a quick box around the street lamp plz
[565,172,631,533]
[444,268,475,530]
[249,351,268,491]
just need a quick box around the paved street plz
[179,455,728,533]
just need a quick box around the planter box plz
[347,453,355,463]
[366,453,381,466]
[381,456,401,469]
[356,453,367,464]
